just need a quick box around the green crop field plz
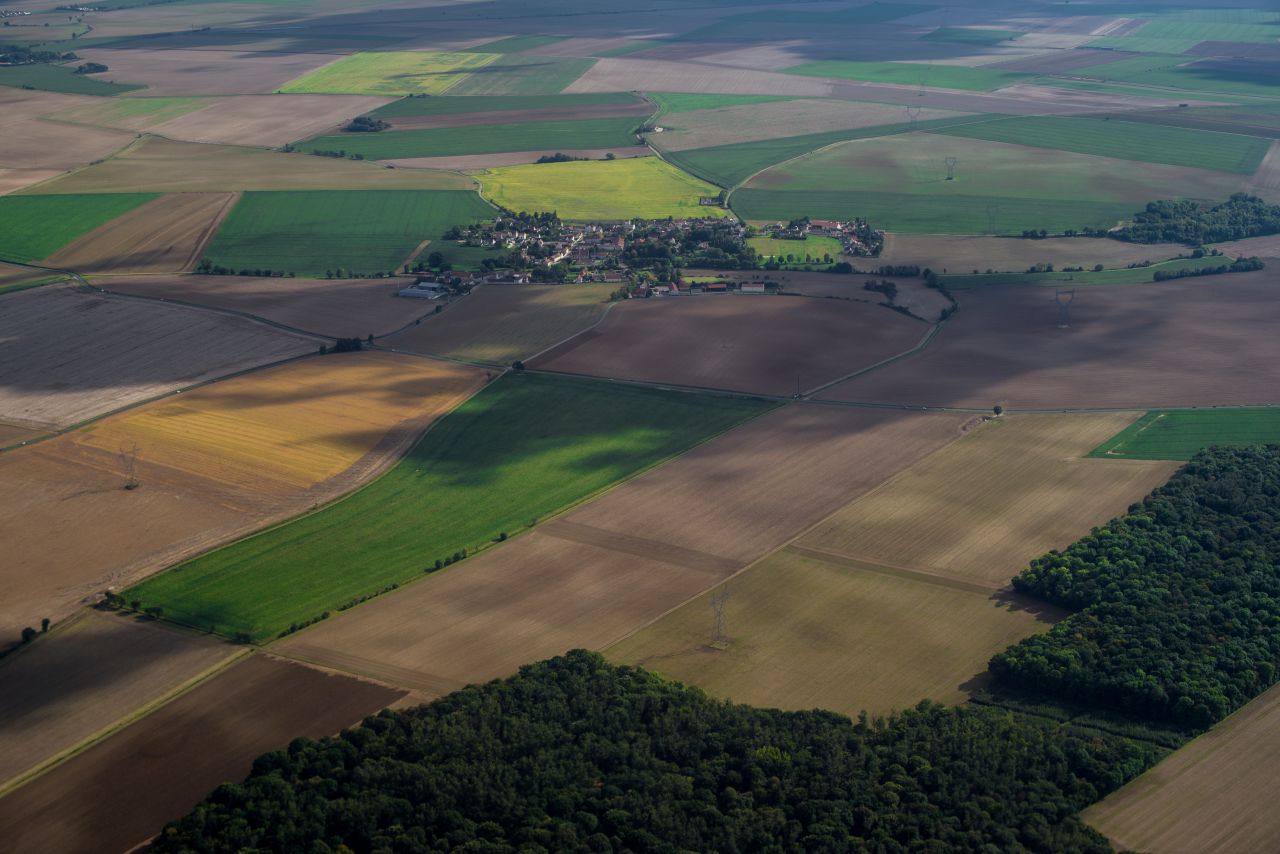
[732,133,1245,235]
[49,96,206,128]
[127,374,772,641]
[0,193,158,263]
[479,156,728,220]
[933,116,1270,174]
[203,190,495,276]
[921,27,1021,45]
[748,235,843,260]
[302,116,640,160]
[279,51,500,95]
[1075,54,1280,100]
[1087,8,1280,54]
[941,255,1236,288]
[1089,408,1280,460]
[369,92,642,119]
[781,61,1031,92]
[0,63,143,95]
[651,93,798,115]
[1032,78,1246,105]
[443,56,598,96]
[664,115,999,189]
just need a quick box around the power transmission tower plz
[944,156,958,181]
[119,442,141,490]
[710,588,731,649]
[905,105,922,132]
[1055,289,1075,328]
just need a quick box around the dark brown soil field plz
[100,273,430,337]
[277,405,968,694]
[0,654,402,854]
[532,295,926,395]
[821,273,1280,409]
[385,101,652,131]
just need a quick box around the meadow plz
[478,157,727,220]
[781,61,1031,92]
[203,189,495,276]
[279,51,499,95]
[747,235,843,260]
[301,116,640,160]
[369,92,642,118]
[934,116,1271,174]
[126,374,771,641]
[0,193,157,263]
[1089,408,1280,461]
[0,63,142,95]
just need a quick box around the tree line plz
[1111,194,1280,245]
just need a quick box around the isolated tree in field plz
[427,251,444,269]
[993,405,1004,416]
[119,442,140,490]
[41,617,50,632]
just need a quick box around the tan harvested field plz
[655,99,966,151]
[277,405,969,694]
[1210,231,1280,258]
[146,94,396,147]
[0,351,487,641]
[566,58,833,96]
[1084,681,1280,853]
[689,266,955,322]
[22,137,476,194]
[878,234,1189,275]
[606,548,1060,717]
[71,48,342,95]
[42,192,236,274]
[0,284,313,430]
[384,102,652,131]
[385,146,651,170]
[0,420,42,447]
[2,90,135,173]
[697,42,814,71]
[0,168,63,195]
[0,654,403,854]
[824,80,1183,116]
[0,610,237,790]
[798,414,1180,588]
[100,273,430,337]
[821,274,1280,409]
[385,282,614,364]
[994,82,1222,111]
[532,295,926,396]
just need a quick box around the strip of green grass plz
[932,116,1270,174]
[651,93,797,115]
[203,190,495,276]
[0,193,158,263]
[921,27,1021,45]
[665,114,1001,188]
[1089,408,1280,460]
[941,255,1234,288]
[0,63,143,95]
[369,92,642,119]
[128,373,773,641]
[781,60,1031,92]
[302,116,641,160]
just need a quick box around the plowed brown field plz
[0,352,487,639]
[0,87,132,174]
[276,405,968,694]
[1084,681,1280,853]
[101,273,430,337]
[532,295,926,396]
[0,610,237,789]
[384,102,652,131]
[148,94,395,147]
[821,274,1280,409]
[69,48,342,95]
[565,58,833,96]
[878,233,1187,275]
[43,193,236,274]
[0,654,402,854]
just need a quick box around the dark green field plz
[1089,409,1280,460]
[127,374,773,641]
[0,193,158,263]
[368,92,643,119]
[0,63,143,95]
[202,190,495,276]
[302,116,641,160]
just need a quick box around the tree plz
[427,251,445,269]
[41,617,50,633]
[993,404,1003,416]
[511,360,525,372]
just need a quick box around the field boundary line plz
[523,297,620,364]
[182,191,241,272]
[0,641,250,799]
[802,313,946,398]
[783,544,1004,597]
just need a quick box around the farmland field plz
[443,55,598,96]
[276,406,968,694]
[301,116,640,160]
[0,655,402,854]
[385,283,615,364]
[922,27,1022,46]
[0,611,237,791]
[368,91,643,119]
[21,137,477,194]
[747,235,843,260]
[279,51,499,95]
[2,87,137,174]
[820,272,1280,410]
[127,374,771,641]
[0,352,484,639]
[940,255,1231,288]
[144,94,395,147]
[45,96,206,131]
[781,60,1031,91]
[532,296,926,397]
[1083,680,1280,852]
[65,48,343,96]
[42,192,236,274]
[565,58,833,97]
[651,93,797,115]
[203,190,495,276]
[877,233,1189,274]
[933,116,1271,174]
[478,157,727,220]
[0,194,158,263]
[0,62,142,95]
[1077,53,1280,99]
[1089,408,1280,461]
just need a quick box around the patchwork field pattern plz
[69,49,343,96]
[443,55,598,96]
[0,655,402,854]
[1089,408,1280,461]
[0,194,158,264]
[145,94,396,147]
[280,51,500,95]
[128,375,770,641]
[1,87,135,177]
[385,283,615,364]
[0,63,142,96]
[277,406,969,695]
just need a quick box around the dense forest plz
[993,446,1280,727]
[151,652,1157,854]
[1110,194,1280,245]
